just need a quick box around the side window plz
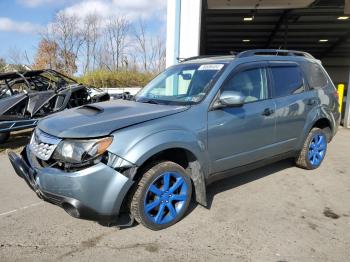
[301,62,328,89]
[270,66,304,97]
[223,67,269,103]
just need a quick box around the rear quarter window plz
[301,62,328,89]
[270,65,305,97]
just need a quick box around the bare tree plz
[33,12,164,75]
[96,40,113,71]
[132,20,166,73]
[42,12,84,75]
[125,52,139,72]
[150,36,166,73]
[0,58,6,72]
[82,13,100,73]
[133,20,148,72]
[105,16,130,71]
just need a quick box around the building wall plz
[325,66,350,85]
[165,1,350,87]
[166,0,202,67]
[179,0,202,60]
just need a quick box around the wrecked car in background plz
[0,69,110,143]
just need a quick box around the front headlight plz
[53,137,113,164]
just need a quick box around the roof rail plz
[179,55,232,62]
[237,49,314,59]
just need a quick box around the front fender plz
[126,129,207,167]
[112,129,209,206]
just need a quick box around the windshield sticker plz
[198,64,224,71]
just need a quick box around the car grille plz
[29,129,61,161]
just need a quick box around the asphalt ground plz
[0,128,349,261]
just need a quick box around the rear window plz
[301,62,328,89]
[270,65,304,97]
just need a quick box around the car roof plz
[181,49,320,65]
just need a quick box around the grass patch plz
[77,70,155,88]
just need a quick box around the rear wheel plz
[130,161,192,230]
[0,132,10,144]
[295,128,328,169]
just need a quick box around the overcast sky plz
[0,0,167,63]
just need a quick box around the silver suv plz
[9,49,340,230]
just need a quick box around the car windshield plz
[135,63,226,105]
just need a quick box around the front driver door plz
[207,63,276,174]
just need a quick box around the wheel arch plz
[123,130,209,206]
[298,107,335,150]
[311,118,333,140]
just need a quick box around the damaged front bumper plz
[8,147,134,222]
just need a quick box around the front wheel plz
[295,128,328,170]
[130,161,192,230]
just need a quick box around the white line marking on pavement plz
[0,202,43,217]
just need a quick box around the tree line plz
[2,12,166,77]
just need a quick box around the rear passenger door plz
[269,62,316,153]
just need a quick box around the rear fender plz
[297,105,336,150]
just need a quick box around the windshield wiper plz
[139,99,160,104]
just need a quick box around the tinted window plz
[301,62,328,89]
[270,66,304,97]
[223,67,269,102]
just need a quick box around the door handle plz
[262,107,275,116]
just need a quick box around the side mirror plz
[214,91,245,109]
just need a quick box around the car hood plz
[38,100,189,138]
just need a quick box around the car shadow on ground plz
[205,159,294,209]
[106,159,295,230]
[0,129,33,153]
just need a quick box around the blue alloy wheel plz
[308,133,327,166]
[144,171,188,225]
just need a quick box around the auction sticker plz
[198,64,224,71]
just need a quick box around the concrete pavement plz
[0,129,349,261]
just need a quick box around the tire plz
[295,128,328,170]
[130,161,192,230]
[0,132,10,144]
